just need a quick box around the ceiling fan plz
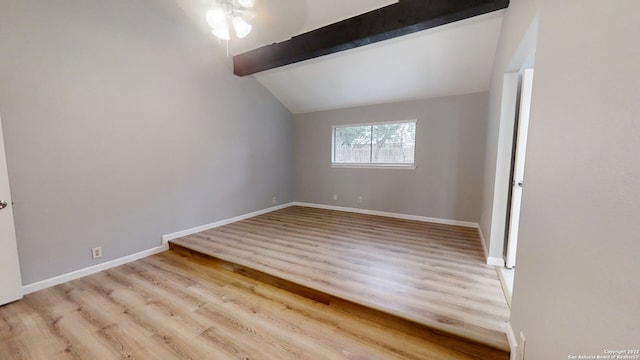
[204,0,256,40]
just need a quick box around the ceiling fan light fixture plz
[206,7,227,29]
[232,16,252,39]
[211,25,230,41]
[237,0,255,9]
[205,0,255,43]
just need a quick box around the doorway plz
[0,113,23,305]
[496,68,534,305]
[488,13,539,309]
[505,68,534,269]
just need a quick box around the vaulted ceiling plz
[173,0,506,114]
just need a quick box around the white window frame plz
[331,120,417,170]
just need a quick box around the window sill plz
[330,164,416,170]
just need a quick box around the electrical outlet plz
[333,194,338,201]
[357,195,363,203]
[517,331,526,360]
[91,247,102,259]
[271,196,277,204]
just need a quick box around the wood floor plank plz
[156,250,507,360]
[190,228,506,303]
[164,249,509,360]
[170,206,511,351]
[0,249,509,359]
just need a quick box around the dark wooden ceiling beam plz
[233,0,509,76]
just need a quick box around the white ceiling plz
[173,1,505,114]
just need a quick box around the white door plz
[0,113,23,305]
[505,68,534,269]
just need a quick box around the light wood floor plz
[170,206,511,351]
[0,250,508,359]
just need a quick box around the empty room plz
[0,1,638,359]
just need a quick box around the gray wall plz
[483,0,639,357]
[293,93,488,223]
[0,0,292,284]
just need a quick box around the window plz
[332,121,416,168]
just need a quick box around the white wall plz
[0,0,292,284]
[483,0,640,357]
[293,93,488,223]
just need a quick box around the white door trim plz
[506,68,535,268]
[487,72,520,262]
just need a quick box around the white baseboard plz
[478,226,506,267]
[21,202,485,296]
[497,266,513,307]
[292,202,478,228]
[22,243,169,295]
[478,226,490,262]
[161,203,294,244]
[506,323,518,360]
[487,256,506,267]
[487,256,505,267]
[22,203,296,295]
